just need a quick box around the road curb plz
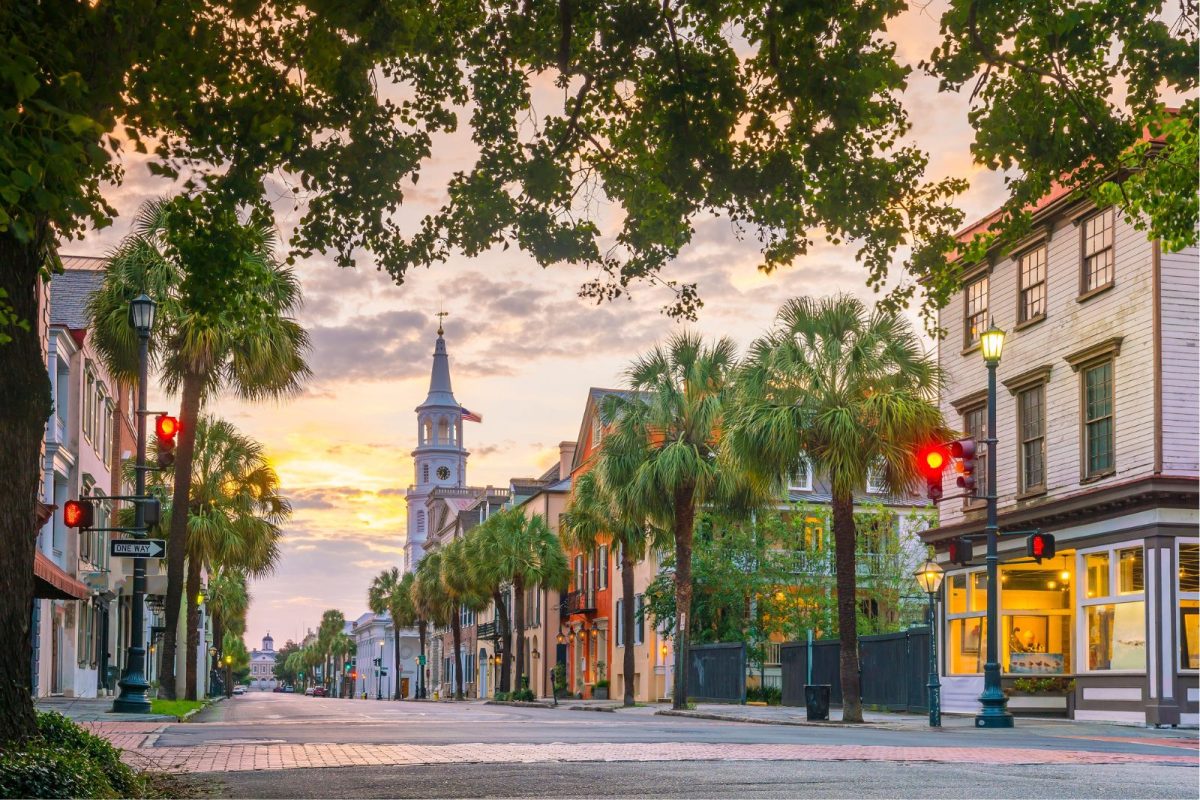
[483,700,553,709]
[568,705,618,712]
[655,709,924,731]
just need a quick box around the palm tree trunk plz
[621,545,636,707]
[185,557,202,700]
[0,229,52,742]
[211,616,223,697]
[417,621,427,699]
[832,491,863,723]
[513,578,526,693]
[671,484,696,710]
[393,633,402,699]
[451,614,463,700]
[160,369,204,700]
[492,589,512,693]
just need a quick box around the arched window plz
[437,417,450,443]
[423,419,433,444]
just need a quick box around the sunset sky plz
[71,3,1012,649]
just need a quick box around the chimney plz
[558,441,577,480]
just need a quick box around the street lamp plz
[113,294,156,714]
[976,319,1013,728]
[914,560,944,728]
[223,654,234,698]
[377,640,384,700]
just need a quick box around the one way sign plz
[110,539,166,558]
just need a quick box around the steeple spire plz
[421,319,457,408]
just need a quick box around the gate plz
[687,642,745,703]
[780,640,842,707]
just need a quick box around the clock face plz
[436,466,451,481]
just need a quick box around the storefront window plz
[948,574,967,614]
[1180,542,1199,671]
[1081,545,1145,672]
[947,569,986,675]
[970,572,988,612]
[1000,560,1072,674]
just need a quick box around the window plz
[586,551,595,603]
[803,516,825,551]
[946,570,988,675]
[1082,208,1114,293]
[422,464,430,483]
[1018,246,1047,322]
[999,561,1071,675]
[615,599,625,647]
[789,457,813,492]
[1180,542,1199,671]
[83,372,95,440]
[866,463,886,494]
[962,405,987,501]
[1083,361,1115,478]
[591,414,603,448]
[1018,385,1046,493]
[598,546,608,590]
[635,595,645,645]
[416,511,425,533]
[964,275,988,348]
[1081,546,1145,671]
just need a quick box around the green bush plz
[511,688,535,702]
[494,691,510,701]
[0,712,148,799]
[745,686,782,705]
[35,712,143,797]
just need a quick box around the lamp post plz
[223,654,234,698]
[914,560,945,727]
[976,320,1014,728]
[377,640,384,700]
[113,294,156,713]
[207,646,218,697]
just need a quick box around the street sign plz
[110,539,166,558]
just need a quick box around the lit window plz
[1180,542,1199,671]
[1081,545,1145,671]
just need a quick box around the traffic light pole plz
[113,330,152,713]
[975,358,1013,728]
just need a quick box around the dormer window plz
[788,456,813,492]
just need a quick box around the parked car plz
[283,685,295,693]
[304,687,314,696]
[312,687,326,697]
[272,685,284,693]
[232,686,246,695]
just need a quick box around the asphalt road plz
[177,691,1191,756]
[170,692,1198,799]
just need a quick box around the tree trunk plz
[417,621,427,698]
[832,491,863,723]
[159,370,204,700]
[513,579,526,693]
[210,615,223,698]
[0,230,52,742]
[492,589,512,693]
[185,556,202,700]
[451,614,463,700]
[621,544,636,707]
[671,484,696,710]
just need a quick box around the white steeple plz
[404,318,469,572]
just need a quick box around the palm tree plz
[562,471,667,707]
[179,416,287,699]
[728,295,948,723]
[206,567,250,691]
[368,568,418,699]
[318,610,347,694]
[463,516,515,692]
[439,538,489,699]
[599,331,757,709]
[89,197,309,699]
[483,511,571,695]
[413,551,453,698]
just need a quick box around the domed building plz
[249,633,278,691]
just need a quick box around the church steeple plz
[422,325,457,408]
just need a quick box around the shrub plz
[593,679,609,689]
[1010,677,1075,695]
[35,712,143,797]
[511,688,535,702]
[745,686,782,705]
[494,691,510,701]
[0,744,116,799]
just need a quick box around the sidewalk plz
[36,695,189,723]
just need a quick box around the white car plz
[304,687,315,696]
[232,685,246,695]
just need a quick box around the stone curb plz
[655,709,925,731]
[568,705,618,712]
[483,700,553,709]
[179,696,223,723]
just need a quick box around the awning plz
[34,551,91,600]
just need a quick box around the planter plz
[593,686,609,700]
[1003,692,1069,716]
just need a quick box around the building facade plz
[923,191,1199,725]
[248,633,278,691]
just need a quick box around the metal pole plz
[112,331,152,713]
[927,591,941,727]
[975,359,1013,727]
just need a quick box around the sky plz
[68,2,1013,649]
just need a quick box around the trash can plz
[804,684,830,721]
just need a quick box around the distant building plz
[248,633,277,690]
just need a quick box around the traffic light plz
[1026,532,1056,562]
[155,414,179,468]
[141,497,161,527]
[63,499,95,529]
[947,536,974,565]
[917,444,948,502]
[949,438,978,494]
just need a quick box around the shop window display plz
[1082,545,1145,671]
[946,569,987,675]
[1180,542,1199,671]
[999,560,1072,674]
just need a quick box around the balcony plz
[562,590,596,615]
[477,621,498,641]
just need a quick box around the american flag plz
[460,407,482,423]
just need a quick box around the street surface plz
[86,692,1198,798]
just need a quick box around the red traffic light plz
[155,415,179,440]
[918,444,949,478]
[63,499,95,529]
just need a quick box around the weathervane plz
[436,310,449,336]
